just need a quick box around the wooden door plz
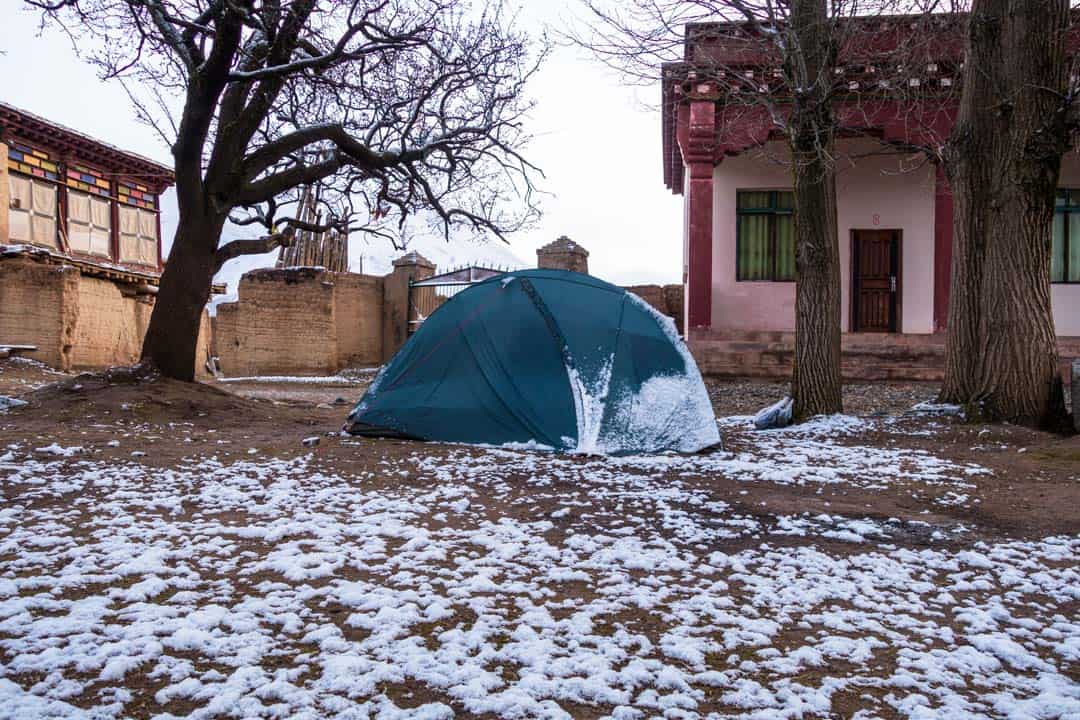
[852,230,900,333]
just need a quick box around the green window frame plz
[1053,189,1080,284]
[736,190,796,281]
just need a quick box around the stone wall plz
[214,267,386,377]
[0,255,211,375]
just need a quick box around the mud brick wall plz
[69,276,152,368]
[0,256,212,375]
[214,268,385,376]
[624,283,685,336]
[334,273,383,367]
[195,311,213,377]
[0,258,78,368]
[215,268,339,377]
[537,250,589,274]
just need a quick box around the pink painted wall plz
[706,138,937,334]
[1052,152,1080,336]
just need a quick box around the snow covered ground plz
[0,412,1077,719]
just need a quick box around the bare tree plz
[30,0,544,380]
[939,0,1075,431]
[783,0,843,420]
[570,0,882,420]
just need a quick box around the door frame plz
[850,229,903,333]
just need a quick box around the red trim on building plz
[680,100,718,331]
[109,178,121,263]
[933,166,953,332]
[0,103,173,194]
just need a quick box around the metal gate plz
[408,265,507,334]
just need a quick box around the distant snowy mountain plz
[208,230,527,314]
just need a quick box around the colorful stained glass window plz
[736,190,796,281]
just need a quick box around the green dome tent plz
[345,269,720,454]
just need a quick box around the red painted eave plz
[0,102,175,194]
[661,12,1080,193]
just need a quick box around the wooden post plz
[0,142,9,244]
[678,99,717,335]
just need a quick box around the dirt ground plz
[3,359,1076,542]
[0,358,1077,718]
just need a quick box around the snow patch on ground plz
[0,421,1074,718]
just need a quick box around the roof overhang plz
[661,13,975,194]
[0,102,174,194]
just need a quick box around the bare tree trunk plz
[941,0,1071,431]
[788,0,843,421]
[141,214,224,382]
[940,137,985,403]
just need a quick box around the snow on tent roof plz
[345,269,720,454]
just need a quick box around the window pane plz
[68,219,92,253]
[32,180,56,216]
[776,191,794,211]
[90,196,111,231]
[737,191,771,210]
[1056,189,1069,208]
[68,190,90,223]
[775,215,796,280]
[9,207,31,243]
[31,217,55,248]
[1071,213,1080,282]
[9,174,31,209]
[137,209,157,240]
[1052,213,1065,282]
[738,214,771,280]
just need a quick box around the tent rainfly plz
[345,269,720,454]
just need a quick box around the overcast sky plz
[0,2,683,290]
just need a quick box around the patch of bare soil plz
[3,364,339,469]
[2,362,1076,542]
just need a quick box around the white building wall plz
[1053,151,1080,336]
[708,138,937,334]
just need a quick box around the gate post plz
[381,252,435,363]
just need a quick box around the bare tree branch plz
[213,229,295,273]
[28,0,548,379]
